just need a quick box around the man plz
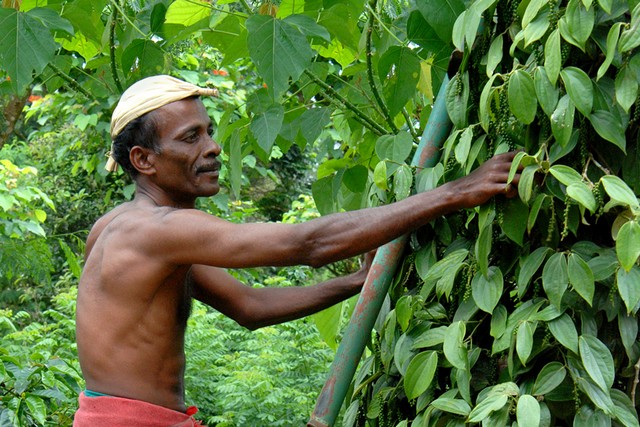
[74,75,521,426]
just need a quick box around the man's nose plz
[205,137,222,157]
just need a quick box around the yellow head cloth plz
[106,75,218,172]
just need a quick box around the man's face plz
[150,97,222,204]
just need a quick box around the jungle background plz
[0,0,639,426]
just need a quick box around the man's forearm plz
[296,182,460,268]
[240,271,366,330]
[295,152,518,268]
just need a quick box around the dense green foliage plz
[1,0,639,426]
[339,1,640,427]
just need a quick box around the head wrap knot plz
[106,75,218,172]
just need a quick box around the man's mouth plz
[196,163,220,174]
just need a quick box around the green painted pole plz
[308,74,453,427]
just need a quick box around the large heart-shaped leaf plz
[379,46,422,117]
[250,105,285,154]
[0,8,58,93]
[247,15,314,99]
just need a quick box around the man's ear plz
[130,146,157,175]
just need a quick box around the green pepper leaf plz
[543,252,569,309]
[516,394,541,427]
[533,361,567,395]
[548,313,579,354]
[568,253,595,305]
[509,69,537,124]
[579,335,614,392]
[560,67,593,116]
[472,266,503,314]
[616,221,640,271]
[404,351,438,400]
[617,266,640,314]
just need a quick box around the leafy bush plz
[0,285,82,426]
[344,0,640,426]
[185,299,334,426]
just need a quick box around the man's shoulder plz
[86,203,156,253]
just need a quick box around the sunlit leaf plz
[516,395,540,427]
[373,161,388,191]
[0,8,57,92]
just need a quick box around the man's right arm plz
[190,251,375,330]
[151,152,521,270]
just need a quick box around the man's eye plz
[185,133,198,142]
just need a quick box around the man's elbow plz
[236,316,267,331]
[232,305,270,331]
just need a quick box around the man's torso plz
[76,201,194,411]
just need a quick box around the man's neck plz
[134,180,197,209]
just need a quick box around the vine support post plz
[307,71,455,427]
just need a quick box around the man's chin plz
[201,184,220,197]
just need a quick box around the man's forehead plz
[153,98,212,135]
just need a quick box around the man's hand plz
[352,249,377,285]
[446,151,522,210]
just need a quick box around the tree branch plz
[46,63,93,99]
[401,107,419,142]
[304,70,387,136]
[0,90,30,149]
[110,1,124,93]
[632,356,640,406]
[365,0,397,134]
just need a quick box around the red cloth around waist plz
[73,391,205,427]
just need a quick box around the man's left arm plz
[189,251,375,330]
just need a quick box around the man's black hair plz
[112,111,160,178]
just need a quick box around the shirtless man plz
[73,75,521,426]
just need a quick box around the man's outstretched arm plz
[190,252,375,330]
[155,152,521,270]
